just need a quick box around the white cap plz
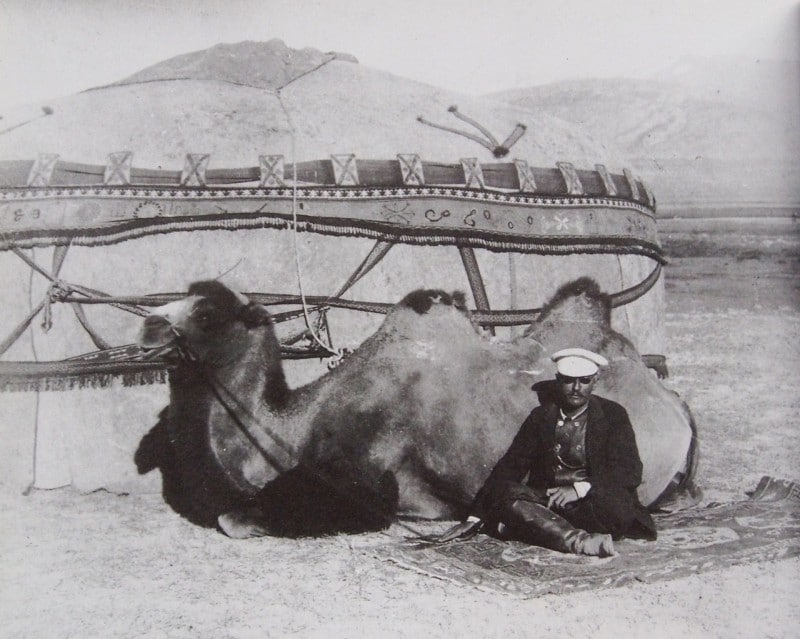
[551,348,608,377]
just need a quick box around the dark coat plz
[471,394,656,539]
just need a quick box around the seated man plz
[436,348,656,557]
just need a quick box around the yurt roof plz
[0,39,624,170]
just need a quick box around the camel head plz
[136,280,293,524]
[138,280,278,368]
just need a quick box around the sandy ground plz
[1,223,799,638]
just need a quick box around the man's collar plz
[559,403,590,421]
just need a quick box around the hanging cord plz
[277,93,343,362]
[23,248,41,495]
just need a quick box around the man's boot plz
[503,499,616,557]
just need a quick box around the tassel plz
[0,366,168,393]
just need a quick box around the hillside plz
[490,57,800,210]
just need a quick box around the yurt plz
[0,40,665,494]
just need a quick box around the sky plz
[0,0,798,111]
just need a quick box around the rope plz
[0,298,46,358]
[330,240,394,299]
[24,249,41,495]
[278,92,341,361]
[53,262,661,328]
[10,248,148,316]
[70,303,111,350]
[508,253,520,338]
[204,369,294,475]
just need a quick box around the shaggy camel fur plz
[136,278,698,535]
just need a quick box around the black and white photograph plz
[0,1,798,636]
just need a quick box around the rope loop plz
[41,280,73,332]
[47,280,73,303]
[278,93,342,362]
[326,347,352,370]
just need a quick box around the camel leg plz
[219,465,399,538]
[218,506,272,539]
[500,499,616,557]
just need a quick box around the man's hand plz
[432,519,482,543]
[546,485,580,509]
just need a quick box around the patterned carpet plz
[374,477,800,598]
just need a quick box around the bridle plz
[164,323,428,537]
[161,324,293,474]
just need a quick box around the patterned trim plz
[643,183,656,209]
[2,158,655,209]
[259,155,285,187]
[27,153,60,187]
[595,164,618,196]
[461,158,485,189]
[513,159,537,192]
[0,185,657,213]
[0,185,655,221]
[557,161,584,195]
[331,154,359,186]
[1,215,666,262]
[397,154,424,186]
[624,168,640,201]
[103,152,133,186]
[181,154,209,186]
[0,186,663,260]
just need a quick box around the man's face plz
[556,373,598,410]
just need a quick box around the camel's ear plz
[239,303,273,328]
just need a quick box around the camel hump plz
[536,277,611,325]
[187,280,248,308]
[398,289,467,315]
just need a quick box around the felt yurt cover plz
[0,40,665,493]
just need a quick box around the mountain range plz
[490,56,800,211]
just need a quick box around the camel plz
[136,278,699,536]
